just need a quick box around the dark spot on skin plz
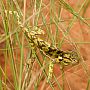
[45,47,57,56]
[64,57,72,62]
[40,44,46,49]
[63,61,69,65]
[55,55,58,58]
[64,61,68,63]
[48,47,57,52]
[56,50,63,54]
[37,40,45,49]
[59,58,63,61]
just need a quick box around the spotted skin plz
[25,28,79,66]
[25,28,79,81]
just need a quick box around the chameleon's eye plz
[70,51,79,64]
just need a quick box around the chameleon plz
[3,10,79,82]
[25,27,79,66]
[25,27,79,81]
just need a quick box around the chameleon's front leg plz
[47,61,54,83]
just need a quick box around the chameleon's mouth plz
[71,59,79,65]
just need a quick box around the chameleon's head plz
[62,51,80,66]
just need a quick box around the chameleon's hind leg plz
[22,50,35,90]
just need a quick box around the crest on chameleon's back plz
[33,27,45,35]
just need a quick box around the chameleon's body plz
[25,27,79,81]
[3,10,79,82]
[25,27,79,66]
